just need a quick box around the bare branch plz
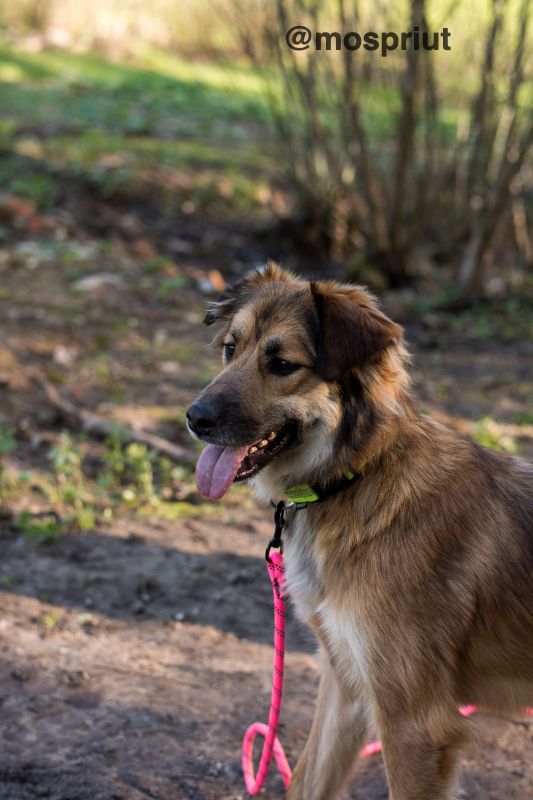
[35,376,195,464]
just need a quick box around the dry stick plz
[35,375,195,464]
[260,33,296,169]
[270,11,318,226]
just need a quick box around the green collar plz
[266,471,361,561]
[285,471,358,506]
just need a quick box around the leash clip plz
[265,500,292,562]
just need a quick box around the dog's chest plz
[284,513,320,624]
[284,512,369,685]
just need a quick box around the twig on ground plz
[34,374,195,465]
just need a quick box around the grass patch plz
[0,425,16,455]
[0,43,272,216]
[471,417,518,454]
[514,411,533,426]
[0,45,271,136]
[15,510,64,543]
[449,298,533,341]
[409,295,533,341]
[1,430,198,541]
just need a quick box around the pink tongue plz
[195,443,249,500]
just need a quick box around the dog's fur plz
[189,263,533,799]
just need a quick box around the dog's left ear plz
[310,281,402,381]
[203,278,245,326]
[204,261,292,326]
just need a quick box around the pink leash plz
[242,550,533,796]
[242,551,292,794]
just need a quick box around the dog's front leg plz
[379,711,467,800]
[287,653,369,800]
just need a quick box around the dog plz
[186,262,533,800]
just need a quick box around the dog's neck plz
[253,387,418,505]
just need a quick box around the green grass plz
[471,417,518,454]
[514,411,533,426]
[0,44,273,214]
[0,429,201,541]
[449,298,533,342]
[0,46,271,128]
[409,294,533,342]
[0,425,16,454]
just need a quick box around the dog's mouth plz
[234,422,298,482]
[195,421,298,500]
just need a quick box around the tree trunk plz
[388,0,425,284]
[464,0,506,220]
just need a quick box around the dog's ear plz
[310,281,402,380]
[204,261,292,326]
[203,278,245,326]
[259,260,293,284]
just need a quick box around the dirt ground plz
[1,496,533,800]
[0,199,532,799]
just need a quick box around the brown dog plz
[187,263,533,799]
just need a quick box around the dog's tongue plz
[195,443,249,500]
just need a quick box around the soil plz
[0,199,532,799]
[1,482,533,800]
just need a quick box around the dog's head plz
[187,263,406,500]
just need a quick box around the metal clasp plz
[265,500,293,562]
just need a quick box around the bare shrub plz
[256,0,532,293]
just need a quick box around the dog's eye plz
[271,358,300,376]
[223,343,236,362]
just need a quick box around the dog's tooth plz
[249,446,258,454]
[267,432,276,440]
[259,439,268,448]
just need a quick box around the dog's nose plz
[186,400,220,437]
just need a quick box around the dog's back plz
[458,447,533,709]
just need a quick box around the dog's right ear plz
[310,281,402,380]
